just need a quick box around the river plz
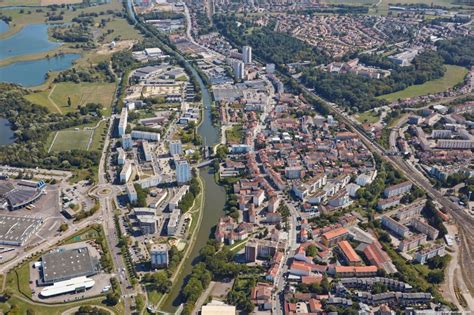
[160,62,226,313]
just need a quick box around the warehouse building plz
[39,247,99,285]
[0,215,43,246]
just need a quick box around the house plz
[251,283,272,310]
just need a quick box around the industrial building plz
[40,276,95,298]
[0,215,43,246]
[40,247,99,285]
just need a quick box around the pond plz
[0,118,15,146]
[0,53,80,87]
[0,24,61,60]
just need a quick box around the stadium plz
[0,179,46,210]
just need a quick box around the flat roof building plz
[0,215,43,246]
[118,107,128,136]
[40,247,99,285]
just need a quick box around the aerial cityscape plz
[0,0,472,314]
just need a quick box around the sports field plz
[49,129,94,152]
[26,82,116,115]
[379,65,468,102]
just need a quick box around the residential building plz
[338,240,361,266]
[334,265,378,278]
[169,140,183,156]
[126,183,137,204]
[321,227,349,247]
[381,216,409,238]
[242,45,252,64]
[167,209,181,236]
[117,148,126,165]
[120,161,132,183]
[150,244,169,268]
[118,107,128,136]
[142,141,152,162]
[175,159,191,184]
[410,219,439,240]
[396,200,424,223]
[383,181,412,198]
[131,130,160,141]
[415,244,445,264]
[398,234,427,252]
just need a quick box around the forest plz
[213,15,329,67]
[436,35,474,67]
[301,50,446,111]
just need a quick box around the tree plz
[306,245,318,257]
[427,270,444,284]
[106,292,119,305]
[59,223,68,232]
[67,96,72,107]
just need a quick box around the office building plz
[175,159,191,184]
[169,140,183,156]
[150,244,169,268]
[242,45,252,64]
[118,108,128,136]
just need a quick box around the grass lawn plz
[26,82,116,115]
[146,286,162,306]
[225,124,244,144]
[379,65,468,102]
[356,110,381,124]
[101,18,142,42]
[89,120,108,151]
[50,129,94,151]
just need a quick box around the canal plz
[125,1,226,312]
[160,62,226,313]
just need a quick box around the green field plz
[26,82,116,115]
[356,110,381,124]
[373,0,462,15]
[50,129,94,151]
[379,65,468,102]
[101,19,143,42]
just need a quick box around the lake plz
[0,53,80,87]
[0,20,8,34]
[0,24,61,60]
[0,118,15,146]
